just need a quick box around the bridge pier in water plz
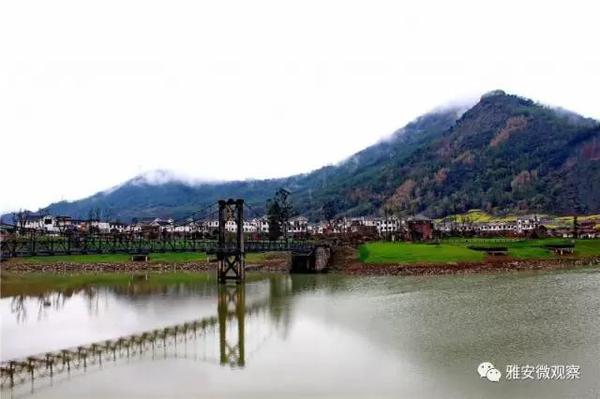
[216,199,245,284]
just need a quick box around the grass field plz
[358,239,600,265]
[571,240,600,256]
[358,242,486,264]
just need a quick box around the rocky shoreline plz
[0,258,290,274]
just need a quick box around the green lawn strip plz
[442,238,568,259]
[574,240,600,256]
[360,239,600,264]
[146,252,208,263]
[358,242,485,265]
[246,252,287,263]
[507,246,554,259]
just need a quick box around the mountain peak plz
[127,169,218,187]
[129,169,185,186]
[481,89,507,99]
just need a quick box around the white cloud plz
[1,0,599,212]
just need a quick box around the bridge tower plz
[217,199,245,283]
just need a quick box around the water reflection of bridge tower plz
[218,284,245,367]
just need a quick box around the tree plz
[322,199,337,224]
[266,199,282,241]
[13,209,31,234]
[55,216,70,234]
[87,207,102,234]
[266,188,294,241]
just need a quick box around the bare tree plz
[87,207,102,234]
[12,209,31,234]
[55,216,70,234]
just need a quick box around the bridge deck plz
[1,238,317,258]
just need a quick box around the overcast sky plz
[1,0,599,213]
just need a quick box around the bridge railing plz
[1,234,321,258]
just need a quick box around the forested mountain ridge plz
[377,91,600,216]
[35,91,600,221]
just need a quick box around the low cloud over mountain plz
[35,91,600,221]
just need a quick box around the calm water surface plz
[1,268,599,398]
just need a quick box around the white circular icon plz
[486,368,501,382]
[478,362,494,378]
[478,362,501,382]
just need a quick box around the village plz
[4,211,597,241]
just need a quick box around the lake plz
[1,268,599,398]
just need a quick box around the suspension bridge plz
[1,199,333,278]
[0,200,330,397]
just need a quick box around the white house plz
[91,220,111,233]
[150,218,173,231]
[516,217,540,233]
[376,217,402,235]
[24,215,60,232]
[308,222,326,234]
[109,221,126,233]
[288,216,308,234]
[205,220,219,232]
[225,220,237,233]
[25,215,76,233]
[255,218,269,233]
[479,222,517,233]
[242,220,257,233]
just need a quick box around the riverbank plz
[332,245,600,275]
[0,251,290,274]
[0,254,290,298]
[2,244,600,277]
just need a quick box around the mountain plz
[38,90,600,221]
